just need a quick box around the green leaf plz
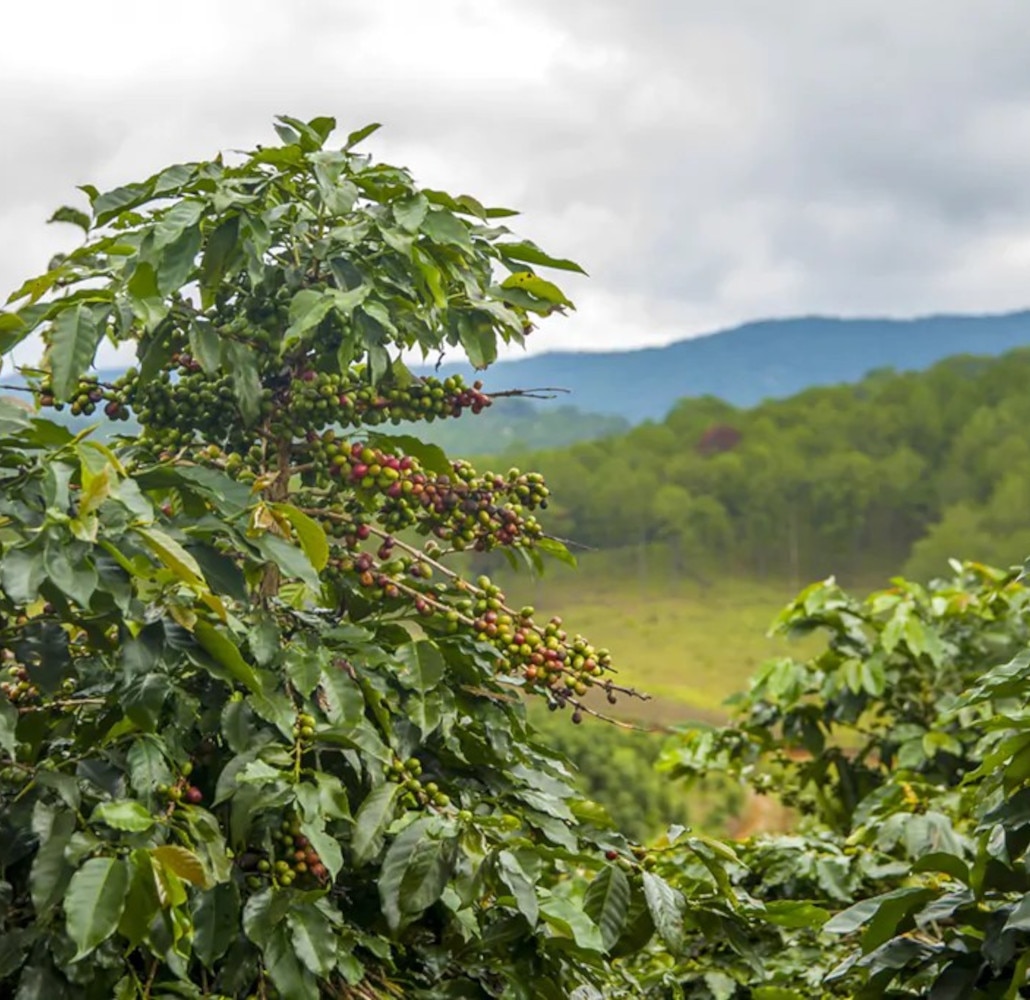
[911,852,970,885]
[48,206,91,233]
[154,199,204,248]
[285,289,335,345]
[1,545,46,604]
[273,504,329,571]
[287,903,339,977]
[156,224,202,293]
[194,621,262,692]
[641,871,683,952]
[29,812,76,914]
[193,882,241,968]
[394,193,429,232]
[48,303,102,401]
[126,262,168,330]
[285,644,324,699]
[64,857,130,959]
[252,532,321,590]
[345,122,382,150]
[0,697,18,758]
[379,818,456,930]
[496,241,586,274]
[753,989,808,1000]
[762,900,830,929]
[135,525,206,586]
[421,209,473,252]
[536,535,577,569]
[0,313,29,354]
[496,849,539,927]
[367,433,452,477]
[265,924,320,1000]
[824,886,935,949]
[92,800,155,833]
[200,216,240,309]
[126,739,172,796]
[500,271,573,308]
[43,537,97,607]
[351,783,400,866]
[93,181,152,226]
[394,641,445,693]
[458,322,497,370]
[225,341,262,424]
[243,887,293,947]
[583,865,631,951]
[301,823,345,881]
[188,317,222,374]
[539,897,604,952]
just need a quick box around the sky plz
[5,1,1030,364]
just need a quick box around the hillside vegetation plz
[506,348,1030,585]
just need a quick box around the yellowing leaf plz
[151,845,211,889]
[273,503,329,571]
[135,526,205,586]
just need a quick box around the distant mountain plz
[419,311,1030,423]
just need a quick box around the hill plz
[501,347,1030,584]
[422,311,1030,423]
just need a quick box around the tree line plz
[508,349,1030,583]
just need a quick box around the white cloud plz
[4,0,1030,367]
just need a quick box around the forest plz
[507,349,1030,585]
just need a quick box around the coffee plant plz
[647,563,1030,997]
[0,115,725,999]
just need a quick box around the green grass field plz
[492,548,830,727]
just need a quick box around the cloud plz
[4,0,1030,366]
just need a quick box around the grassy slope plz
[492,548,830,727]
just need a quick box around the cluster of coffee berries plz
[293,711,317,744]
[156,762,203,805]
[1,651,38,705]
[273,370,491,438]
[452,577,616,713]
[36,361,496,466]
[239,817,328,889]
[302,439,548,552]
[386,756,450,810]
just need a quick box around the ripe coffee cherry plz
[185,786,203,804]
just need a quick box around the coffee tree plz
[0,116,732,999]
[648,564,1030,997]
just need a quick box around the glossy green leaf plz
[496,240,586,274]
[583,864,631,950]
[641,871,683,952]
[48,206,91,233]
[394,641,445,693]
[351,783,400,866]
[539,897,604,952]
[496,849,539,927]
[64,857,129,959]
[287,904,338,976]
[48,302,102,400]
[92,800,155,832]
[193,882,240,968]
[273,504,329,571]
[193,621,262,691]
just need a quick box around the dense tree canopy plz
[510,351,1030,584]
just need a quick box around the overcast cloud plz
[4,0,1030,364]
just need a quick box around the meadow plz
[493,546,830,726]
